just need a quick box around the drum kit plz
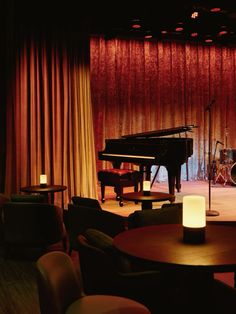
[213,148,236,186]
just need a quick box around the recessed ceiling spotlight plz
[218,26,228,36]
[131,19,141,29]
[190,32,198,37]
[175,22,184,32]
[144,31,153,39]
[191,11,199,19]
[175,26,184,32]
[210,7,221,13]
[204,36,213,43]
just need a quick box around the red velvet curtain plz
[91,36,236,182]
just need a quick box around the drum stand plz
[214,162,232,186]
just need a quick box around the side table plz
[122,191,175,210]
[20,185,67,209]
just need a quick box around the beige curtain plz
[5,37,98,208]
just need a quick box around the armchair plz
[67,204,126,254]
[71,196,102,210]
[36,251,151,314]
[77,228,176,313]
[127,202,183,229]
[2,202,67,257]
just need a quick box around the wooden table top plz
[20,184,67,193]
[113,224,236,272]
[122,191,175,202]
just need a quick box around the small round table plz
[20,185,67,208]
[113,224,236,309]
[121,191,175,210]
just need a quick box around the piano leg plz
[175,166,181,192]
[166,165,181,195]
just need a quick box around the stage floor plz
[99,179,236,222]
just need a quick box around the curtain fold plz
[5,36,98,208]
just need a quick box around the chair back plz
[128,203,182,229]
[36,250,152,314]
[71,196,102,210]
[2,202,65,246]
[36,251,82,314]
[67,204,126,252]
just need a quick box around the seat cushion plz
[84,228,132,272]
[66,295,151,314]
[98,169,140,180]
[10,194,45,203]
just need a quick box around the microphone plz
[205,99,215,111]
[217,140,224,145]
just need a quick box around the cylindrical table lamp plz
[40,174,47,187]
[183,195,206,243]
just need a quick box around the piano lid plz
[121,124,198,139]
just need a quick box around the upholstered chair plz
[127,202,183,229]
[71,196,102,210]
[0,193,10,244]
[67,203,126,254]
[2,202,67,257]
[77,228,178,313]
[36,250,151,314]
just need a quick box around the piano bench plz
[98,169,141,206]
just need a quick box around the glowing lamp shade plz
[40,174,47,187]
[143,180,151,196]
[183,195,206,243]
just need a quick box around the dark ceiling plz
[11,0,236,46]
[87,0,236,46]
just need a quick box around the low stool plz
[98,168,140,206]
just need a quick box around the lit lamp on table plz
[40,174,47,188]
[183,195,206,244]
[143,180,151,196]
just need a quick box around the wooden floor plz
[0,179,236,314]
[99,179,236,221]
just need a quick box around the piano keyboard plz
[101,153,156,160]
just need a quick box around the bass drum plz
[230,162,236,185]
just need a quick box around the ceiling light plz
[144,31,152,39]
[210,7,221,13]
[191,11,199,19]
[204,36,213,43]
[131,19,141,29]
[175,22,184,32]
[190,32,198,37]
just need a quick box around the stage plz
[99,179,236,221]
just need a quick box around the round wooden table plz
[20,185,67,208]
[113,224,236,310]
[113,224,236,272]
[121,191,175,210]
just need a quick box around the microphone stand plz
[205,100,219,216]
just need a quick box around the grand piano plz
[98,125,196,195]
